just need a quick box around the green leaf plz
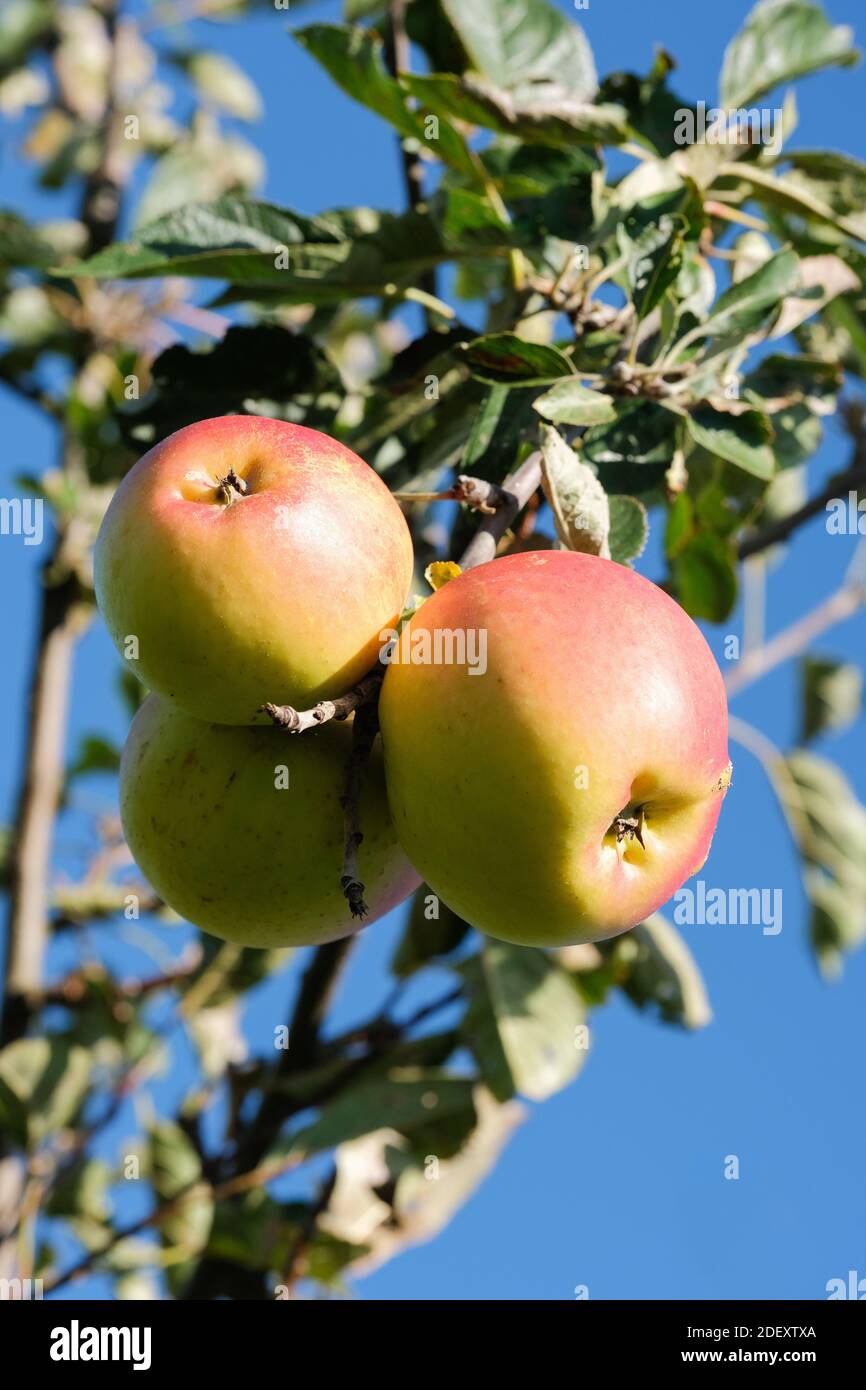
[120,324,337,446]
[685,249,801,346]
[743,353,840,466]
[618,211,686,320]
[0,1038,91,1147]
[47,1158,112,1223]
[458,943,588,1102]
[0,0,52,77]
[185,51,262,121]
[148,1119,213,1264]
[780,751,866,975]
[540,425,610,557]
[66,734,121,783]
[460,385,536,478]
[729,164,866,244]
[0,210,57,269]
[440,0,597,99]
[583,400,681,474]
[296,24,476,180]
[800,657,863,743]
[672,530,738,621]
[607,915,712,1028]
[597,50,690,158]
[404,71,628,149]
[391,888,471,977]
[459,332,572,386]
[532,379,616,426]
[607,495,649,566]
[782,149,866,240]
[720,0,857,110]
[133,131,264,230]
[435,186,512,251]
[685,406,776,480]
[65,195,510,302]
[283,1074,478,1159]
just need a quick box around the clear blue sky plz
[2,0,865,1300]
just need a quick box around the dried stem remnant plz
[261,666,385,734]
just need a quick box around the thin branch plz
[385,0,437,320]
[737,454,866,561]
[457,451,543,571]
[43,1148,306,1297]
[1,544,91,1046]
[393,474,513,513]
[725,574,866,698]
[280,1165,338,1297]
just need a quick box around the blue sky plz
[2,0,865,1300]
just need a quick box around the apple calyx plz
[610,806,647,851]
[215,468,249,505]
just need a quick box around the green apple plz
[95,416,413,725]
[120,696,420,947]
[379,550,731,947]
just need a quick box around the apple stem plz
[338,702,380,920]
[261,453,543,921]
[392,474,514,516]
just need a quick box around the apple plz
[95,416,413,725]
[378,550,731,947]
[120,696,420,948]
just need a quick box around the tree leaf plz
[719,0,857,110]
[532,379,616,426]
[457,942,588,1102]
[771,255,860,338]
[185,51,262,121]
[800,657,863,743]
[296,23,476,180]
[618,212,686,320]
[607,915,712,1028]
[678,248,800,351]
[685,405,776,480]
[672,530,738,621]
[321,1088,523,1271]
[120,324,336,446]
[607,495,649,566]
[403,72,628,148]
[66,733,121,783]
[148,1119,213,1264]
[46,1158,112,1223]
[729,163,866,244]
[582,400,681,474]
[282,1074,478,1159]
[780,751,866,975]
[0,1037,91,1147]
[459,332,572,385]
[64,195,510,301]
[540,425,610,557]
[440,0,597,100]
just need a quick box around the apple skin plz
[95,416,413,725]
[120,696,420,948]
[378,550,731,947]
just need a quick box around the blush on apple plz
[95,416,413,725]
[379,549,731,947]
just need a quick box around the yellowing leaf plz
[425,561,462,591]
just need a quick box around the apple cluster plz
[95,416,731,951]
